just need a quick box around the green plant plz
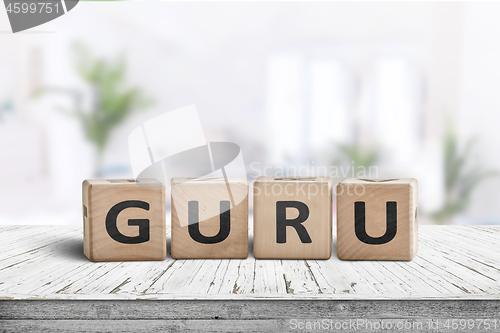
[37,41,151,176]
[331,142,380,176]
[328,142,380,180]
[0,99,13,121]
[334,143,380,169]
[431,123,498,224]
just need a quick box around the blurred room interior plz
[0,1,499,226]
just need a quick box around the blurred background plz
[1,1,499,226]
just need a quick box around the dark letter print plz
[355,201,397,245]
[106,200,150,244]
[188,201,231,244]
[276,201,312,244]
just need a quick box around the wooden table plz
[1,225,500,332]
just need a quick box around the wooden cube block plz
[336,178,418,261]
[171,177,248,259]
[82,179,166,262]
[253,177,333,259]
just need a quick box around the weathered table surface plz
[1,225,500,332]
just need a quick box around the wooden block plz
[253,177,333,259]
[336,178,418,261]
[171,177,248,259]
[82,179,166,262]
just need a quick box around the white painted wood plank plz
[253,259,287,294]
[216,258,256,295]
[109,260,177,295]
[303,260,338,294]
[419,232,500,293]
[206,260,233,294]
[420,238,499,286]
[0,232,86,294]
[1,226,500,300]
[148,259,205,294]
[0,228,80,263]
[280,260,322,294]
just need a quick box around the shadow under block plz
[336,178,418,261]
[253,177,333,259]
[171,177,249,259]
[82,179,166,262]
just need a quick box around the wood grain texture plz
[1,225,500,300]
[253,177,333,259]
[337,178,418,261]
[2,227,500,333]
[2,300,500,332]
[171,177,248,259]
[3,317,500,333]
[82,179,166,262]
[3,300,500,319]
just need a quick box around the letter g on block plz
[106,200,150,244]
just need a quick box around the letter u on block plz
[188,201,230,244]
[337,178,418,261]
[354,201,397,245]
[171,177,248,259]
